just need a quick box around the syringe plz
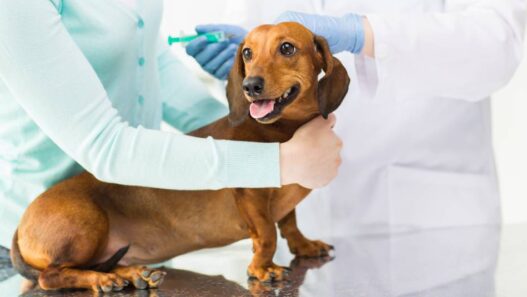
[168,31,230,46]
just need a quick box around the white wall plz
[161,2,527,224]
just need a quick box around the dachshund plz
[10,22,350,292]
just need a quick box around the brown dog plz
[10,22,350,292]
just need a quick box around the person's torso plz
[0,0,165,247]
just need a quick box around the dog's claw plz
[150,271,163,282]
[141,270,151,278]
[101,285,112,293]
[134,278,148,290]
[112,281,123,291]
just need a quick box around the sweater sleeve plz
[0,0,280,190]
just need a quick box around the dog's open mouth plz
[249,85,300,121]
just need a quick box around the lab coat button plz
[137,19,145,29]
[138,95,145,105]
[138,57,145,66]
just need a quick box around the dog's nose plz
[242,76,264,97]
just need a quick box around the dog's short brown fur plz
[10,22,350,292]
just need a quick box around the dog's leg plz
[111,265,166,289]
[278,209,333,257]
[38,266,127,292]
[235,191,288,282]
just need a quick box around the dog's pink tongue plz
[249,100,275,119]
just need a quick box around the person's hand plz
[186,24,247,80]
[275,11,365,54]
[280,114,342,189]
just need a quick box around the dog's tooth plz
[285,88,292,98]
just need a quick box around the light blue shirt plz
[0,0,280,247]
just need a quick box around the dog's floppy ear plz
[314,35,350,119]
[226,42,250,127]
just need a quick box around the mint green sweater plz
[0,0,280,247]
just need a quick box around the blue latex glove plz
[186,24,247,80]
[276,11,365,54]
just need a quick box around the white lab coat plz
[218,0,526,236]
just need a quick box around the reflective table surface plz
[1,224,526,296]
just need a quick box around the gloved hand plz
[276,11,365,54]
[186,24,247,80]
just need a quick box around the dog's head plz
[226,22,350,126]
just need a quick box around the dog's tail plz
[10,230,40,282]
[11,229,130,281]
[85,244,130,273]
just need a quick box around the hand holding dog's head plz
[226,22,350,126]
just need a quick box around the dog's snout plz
[242,76,264,97]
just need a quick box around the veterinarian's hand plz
[275,11,366,54]
[186,24,247,80]
[280,114,342,189]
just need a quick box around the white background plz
[493,44,527,225]
[161,2,527,224]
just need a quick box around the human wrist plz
[361,17,375,57]
[341,13,365,54]
[279,142,295,186]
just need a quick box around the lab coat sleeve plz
[157,39,229,133]
[0,0,280,190]
[358,0,526,101]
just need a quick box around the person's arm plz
[0,0,343,190]
[361,18,375,58]
[363,0,526,101]
[0,0,280,190]
[277,0,526,101]
[157,38,228,133]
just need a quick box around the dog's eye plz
[280,42,296,56]
[242,48,252,60]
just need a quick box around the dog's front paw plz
[247,263,290,282]
[288,238,334,258]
